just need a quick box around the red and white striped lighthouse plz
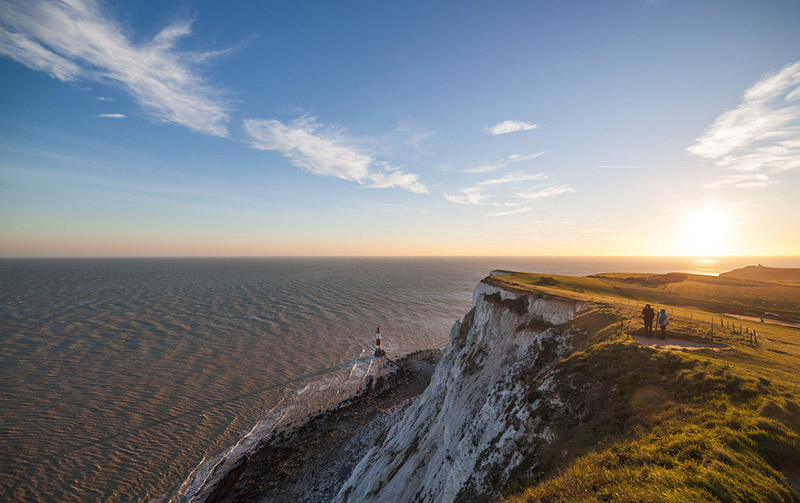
[374,326,385,357]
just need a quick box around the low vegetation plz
[488,267,800,323]
[492,268,800,502]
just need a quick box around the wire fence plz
[532,287,766,345]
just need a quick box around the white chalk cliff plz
[334,280,589,503]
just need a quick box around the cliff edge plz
[334,275,800,502]
[334,280,605,502]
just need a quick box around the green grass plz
[490,270,800,502]
[486,271,800,323]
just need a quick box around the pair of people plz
[642,304,669,338]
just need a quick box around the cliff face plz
[333,281,588,503]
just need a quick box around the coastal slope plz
[334,281,601,502]
[334,272,800,502]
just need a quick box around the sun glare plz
[677,207,736,256]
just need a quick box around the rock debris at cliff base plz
[202,349,442,503]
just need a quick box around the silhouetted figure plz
[642,304,655,336]
[657,308,669,339]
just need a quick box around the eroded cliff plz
[333,280,605,502]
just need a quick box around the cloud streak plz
[443,187,494,205]
[0,0,230,136]
[485,120,538,135]
[517,184,575,200]
[688,61,800,187]
[487,207,532,217]
[478,172,549,186]
[94,113,126,119]
[443,169,573,216]
[243,117,427,194]
[463,151,547,173]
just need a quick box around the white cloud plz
[97,96,113,102]
[243,117,427,194]
[0,0,230,136]
[444,171,572,211]
[506,152,546,162]
[487,207,532,217]
[479,172,549,186]
[0,25,82,80]
[485,120,538,135]
[463,151,547,173]
[443,187,493,205]
[367,164,427,193]
[517,184,575,199]
[688,60,800,187]
[94,113,126,118]
[702,173,777,189]
[463,163,506,174]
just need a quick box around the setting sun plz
[676,207,736,256]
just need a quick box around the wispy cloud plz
[688,60,800,187]
[517,184,575,199]
[506,152,546,162]
[702,173,777,189]
[0,0,231,136]
[463,163,506,174]
[485,120,538,136]
[94,113,126,119]
[478,172,549,186]
[598,165,671,169]
[243,116,427,194]
[443,187,494,205]
[487,207,532,217]
[444,174,551,205]
[463,151,547,173]
[443,169,573,215]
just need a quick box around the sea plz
[2,256,798,503]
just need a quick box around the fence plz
[528,286,764,345]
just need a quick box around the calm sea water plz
[2,256,798,503]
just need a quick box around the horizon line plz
[1,254,798,260]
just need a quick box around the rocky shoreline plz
[201,349,443,503]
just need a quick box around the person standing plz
[642,304,655,336]
[657,308,669,339]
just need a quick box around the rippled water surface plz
[2,256,797,502]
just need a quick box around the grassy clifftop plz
[488,269,800,323]
[488,270,800,503]
[720,265,800,286]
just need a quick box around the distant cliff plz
[719,264,800,284]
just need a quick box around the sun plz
[676,207,736,256]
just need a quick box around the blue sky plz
[1,0,799,256]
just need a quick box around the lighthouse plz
[374,326,386,357]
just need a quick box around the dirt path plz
[633,335,732,351]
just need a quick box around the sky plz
[1,0,799,257]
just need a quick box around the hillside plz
[488,271,800,502]
[720,265,800,285]
[332,271,800,502]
